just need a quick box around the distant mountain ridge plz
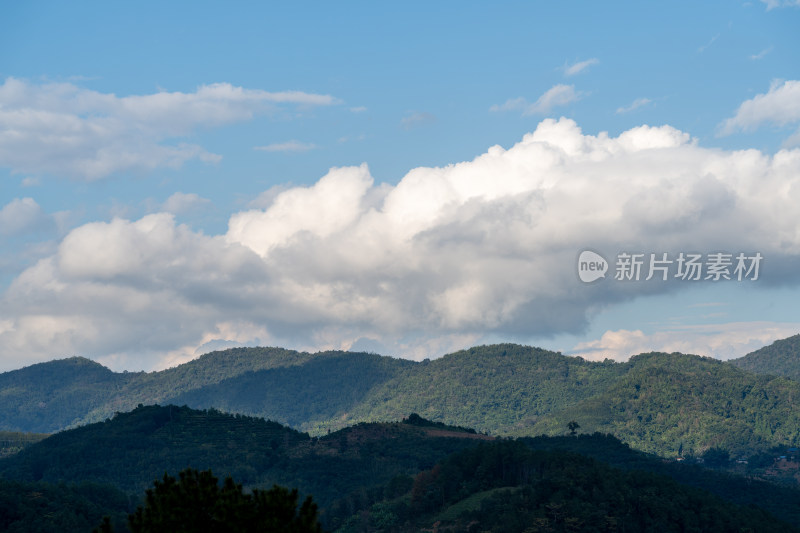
[3,340,800,458]
[730,334,800,381]
[0,356,138,432]
[0,347,397,433]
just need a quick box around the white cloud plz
[571,322,800,361]
[247,184,293,209]
[3,118,800,370]
[0,78,338,181]
[563,58,599,76]
[227,164,373,256]
[720,80,800,134]
[254,140,317,153]
[616,98,652,114]
[491,85,582,115]
[0,198,53,236]
[161,192,212,215]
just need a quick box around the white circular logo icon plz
[578,250,608,283]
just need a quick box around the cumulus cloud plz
[0,78,338,180]
[563,58,599,76]
[719,80,800,137]
[3,118,800,370]
[571,322,800,362]
[491,85,582,115]
[254,140,317,153]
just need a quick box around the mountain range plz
[2,337,800,531]
[2,338,800,458]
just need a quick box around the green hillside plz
[0,405,486,512]
[4,341,800,459]
[0,431,49,458]
[79,347,350,426]
[0,347,405,433]
[330,344,624,434]
[520,434,800,526]
[527,352,800,456]
[0,357,138,433]
[730,334,800,381]
[351,439,798,532]
[2,406,799,532]
[0,478,132,533]
[167,351,415,430]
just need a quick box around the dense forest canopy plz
[2,408,799,532]
[2,341,800,459]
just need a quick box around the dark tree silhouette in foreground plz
[95,468,322,533]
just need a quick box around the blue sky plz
[1,1,800,371]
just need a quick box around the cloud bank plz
[2,117,800,370]
[0,78,338,180]
[571,322,800,362]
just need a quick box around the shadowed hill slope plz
[730,334,800,381]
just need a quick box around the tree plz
[567,421,580,436]
[99,468,322,532]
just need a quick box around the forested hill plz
[3,341,800,458]
[0,356,139,432]
[526,351,800,456]
[365,438,799,532]
[2,406,799,532]
[0,405,488,519]
[1,344,614,434]
[730,333,800,380]
[330,344,626,434]
[0,347,413,433]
